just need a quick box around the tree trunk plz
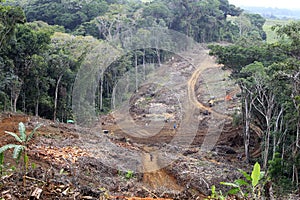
[156,48,161,67]
[244,95,251,163]
[281,144,285,166]
[35,78,40,117]
[10,77,22,113]
[22,92,26,113]
[35,99,39,117]
[135,51,138,92]
[251,88,275,169]
[10,90,13,112]
[297,122,300,148]
[53,74,63,121]
[13,94,19,113]
[111,87,116,110]
[143,49,146,81]
[263,117,271,169]
[273,107,284,158]
[13,86,21,112]
[293,164,299,186]
[293,146,299,186]
[100,76,103,112]
[241,85,253,163]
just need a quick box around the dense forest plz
[209,21,300,193]
[0,0,265,120]
[1,0,300,197]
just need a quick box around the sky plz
[228,0,300,10]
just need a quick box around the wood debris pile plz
[115,142,140,151]
[0,172,107,199]
[31,145,90,166]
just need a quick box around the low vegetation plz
[207,162,265,199]
[0,122,40,185]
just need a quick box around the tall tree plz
[0,1,25,48]
[1,22,52,112]
[209,21,300,189]
[49,32,100,121]
[241,62,282,169]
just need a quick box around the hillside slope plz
[0,48,250,199]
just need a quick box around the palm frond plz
[0,152,4,165]
[4,131,22,143]
[13,145,25,160]
[0,144,19,153]
[0,152,3,174]
[19,122,26,142]
[27,123,42,142]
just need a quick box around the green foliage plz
[0,152,4,175]
[0,0,267,120]
[125,170,134,180]
[0,144,23,159]
[206,185,225,200]
[0,122,41,174]
[209,21,300,188]
[268,152,297,195]
[152,0,243,42]
[209,43,287,77]
[226,12,266,42]
[251,162,261,187]
[221,162,265,198]
[0,2,25,46]
[24,0,109,31]
[117,169,135,180]
[0,122,40,186]
[10,0,247,43]
[10,165,16,171]
[31,162,36,169]
[268,153,282,177]
[263,19,291,43]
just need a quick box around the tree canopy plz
[209,21,300,193]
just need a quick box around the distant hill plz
[241,6,300,19]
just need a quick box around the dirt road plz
[142,146,183,192]
[136,47,235,192]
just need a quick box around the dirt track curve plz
[187,55,231,119]
[141,47,232,191]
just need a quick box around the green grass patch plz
[263,19,297,43]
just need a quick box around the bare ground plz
[0,48,258,199]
